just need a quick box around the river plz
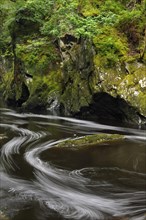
[0,105,146,220]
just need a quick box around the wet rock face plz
[60,37,94,115]
[3,56,30,108]
[117,64,146,117]
[6,82,30,107]
[1,19,145,126]
[1,0,146,126]
[91,61,146,123]
[59,36,146,125]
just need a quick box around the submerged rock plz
[41,133,145,173]
[41,133,125,171]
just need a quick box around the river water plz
[0,105,146,220]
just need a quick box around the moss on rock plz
[117,64,146,116]
[88,57,146,119]
[15,38,60,76]
[0,0,146,124]
[60,38,94,115]
[93,27,130,68]
[23,69,62,110]
[61,70,92,114]
[0,71,13,95]
[57,133,124,149]
[79,0,99,17]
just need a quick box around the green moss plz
[79,0,99,17]
[136,92,146,116]
[23,69,62,109]
[89,62,126,96]
[1,0,145,119]
[0,71,13,94]
[0,71,22,103]
[57,133,124,149]
[93,28,130,67]
[90,56,146,118]
[16,38,60,76]
[134,66,146,81]
[117,64,146,116]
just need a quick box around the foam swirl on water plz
[0,108,146,220]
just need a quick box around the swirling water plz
[0,106,146,220]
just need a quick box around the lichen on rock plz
[117,63,146,116]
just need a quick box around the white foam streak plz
[0,109,146,220]
[1,137,27,169]
[0,123,46,170]
[24,140,146,219]
[3,111,146,137]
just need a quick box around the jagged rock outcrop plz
[59,37,94,115]
[0,1,146,126]
[58,36,146,125]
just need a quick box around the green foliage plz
[1,0,145,42]
[96,12,118,26]
[16,0,53,24]
[40,0,119,38]
[0,1,15,51]
[117,6,146,46]
[40,0,79,37]
[0,0,145,70]
[0,0,26,47]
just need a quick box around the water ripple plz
[0,108,146,220]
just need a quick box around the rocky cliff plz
[0,0,146,126]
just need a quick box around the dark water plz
[0,106,146,220]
